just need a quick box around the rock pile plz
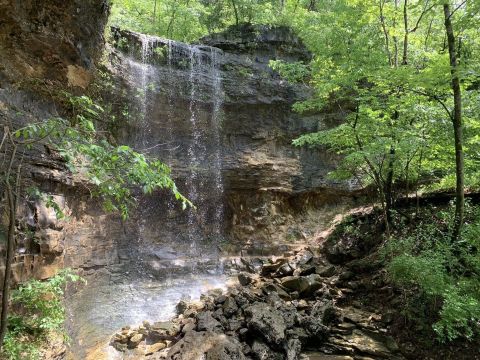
[111,248,404,359]
[111,321,179,356]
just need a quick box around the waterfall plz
[122,34,226,269]
[184,44,225,258]
[66,34,228,359]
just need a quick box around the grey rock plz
[223,296,239,317]
[245,302,287,346]
[251,340,285,360]
[176,300,188,315]
[167,331,245,360]
[274,262,295,277]
[300,315,329,343]
[196,311,223,333]
[216,295,228,304]
[262,283,291,300]
[206,335,246,360]
[316,265,336,277]
[311,299,338,325]
[296,249,314,266]
[281,276,310,294]
[182,322,196,334]
[281,274,323,296]
[286,338,302,360]
[152,321,180,336]
[339,271,354,281]
[298,265,316,276]
[262,259,287,276]
[238,272,254,286]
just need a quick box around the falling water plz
[133,34,156,150]
[66,34,228,359]
[115,33,227,263]
[164,41,226,259]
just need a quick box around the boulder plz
[300,315,329,343]
[280,274,323,296]
[251,340,285,360]
[296,265,316,276]
[152,321,180,336]
[311,299,338,325]
[223,297,239,317]
[280,276,310,294]
[303,274,323,296]
[316,265,336,277]
[146,342,167,355]
[167,331,245,360]
[197,311,223,333]
[244,302,286,346]
[262,283,291,300]
[182,321,196,334]
[112,342,128,352]
[176,300,188,315]
[261,259,287,276]
[238,272,254,286]
[295,249,314,266]
[286,338,302,360]
[274,262,295,277]
[128,333,144,348]
[205,335,246,360]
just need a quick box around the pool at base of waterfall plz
[66,270,230,359]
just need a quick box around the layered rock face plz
[0,0,109,87]
[202,25,358,248]
[0,0,113,285]
[0,6,360,285]
[109,24,360,259]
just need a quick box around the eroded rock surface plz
[109,24,362,253]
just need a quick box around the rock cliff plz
[108,24,361,259]
[1,14,363,287]
[0,0,114,285]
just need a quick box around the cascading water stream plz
[66,34,228,359]
[184,44,225,260]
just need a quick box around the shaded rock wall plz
[0,0,109,87]
[0,0,114,286]
[0,7,362,287]
[109,24,361,255]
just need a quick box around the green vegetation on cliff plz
[0,91,190,355]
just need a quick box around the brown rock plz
[145,342,166,355]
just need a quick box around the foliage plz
[0,92,190,352]
[13,93,190,219]
[1,270,83,360]
[109,0,296,41]
[282,1,480,232]
[383,203,480,342]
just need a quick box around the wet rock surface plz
[110,249,404,359]
[109,24,361,251]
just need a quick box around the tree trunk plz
[384,145,396,224]
[402,0,408,64]
[231,0,239,26]
[0,180,16,348]
[152,0,157,24]
[443,3,464,241]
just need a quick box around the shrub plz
[1,269,83,360]
[384,203,480,342]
